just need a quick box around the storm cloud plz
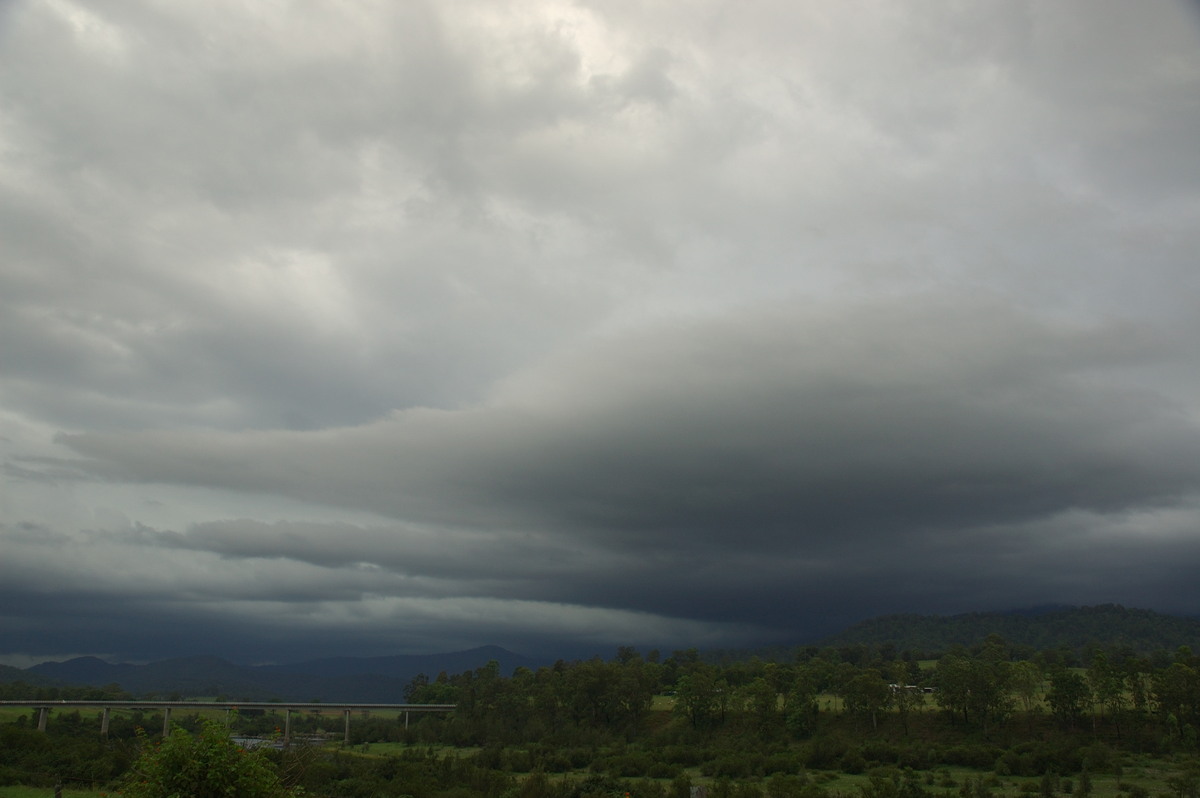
[2,0,1199,665]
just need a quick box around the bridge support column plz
[343,709,351,745]
[37,707,48,732]
[283,709,292,746]
[101,708,110,738]
[162,707,171,738]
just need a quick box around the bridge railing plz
[0,700,456,743]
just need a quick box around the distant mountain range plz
[6,606,1200,701]
[5,645,544,703]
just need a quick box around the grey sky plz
[2,0,1199,666]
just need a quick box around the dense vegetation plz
[814,607,1200,660]
[4,635,1200,798]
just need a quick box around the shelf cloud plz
[3,0,1199,665]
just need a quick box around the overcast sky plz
[2,1,1200,668]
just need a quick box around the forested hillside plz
[815,605,1200,658]
[8,606,1200,703]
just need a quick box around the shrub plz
[765,752,805,775]
[120,719,298,798]
[647,762,679,779]
[661,745,706,766]
[861,741,901,765]
[839,751,867,775]
[541,752,573,773]
[573,774,625,798]
[803,737,848,770]
[767,773,811,798]
[897,747,933,771]
[944,745,1004,769]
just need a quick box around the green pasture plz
[0,706,33,724]
[332,740,479,758]
[0,788,100,798]
[821,767,1162,798]
[515,762,1182,798]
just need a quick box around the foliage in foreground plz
[120,719,299,798]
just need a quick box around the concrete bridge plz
[0,699,456,744]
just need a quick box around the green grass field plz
[0,787,102,798]
[330,740,480,757]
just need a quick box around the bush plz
[765,752,805,775]
[602,751,654,777]
[897,747,934,771]
[1082,745,1114,774]
[703,754,761,779]
[861,741,901,766]
[839,751,867,775]
[662,745,707,767]
[767,773,811,798]
[541,752,573,773]
[647,762,679,779]
[944,745,1004,769]
[803,737,848,770]
[573,774,625,798]
[120,719,298,798]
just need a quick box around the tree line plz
[404,637,1200,749]
[5,635,1200,797]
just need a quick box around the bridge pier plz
[283,709,292,745]
[5,700,453,740]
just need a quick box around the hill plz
[817,604,1200,656]
[10,606,1200,700]
[17,645,544,702]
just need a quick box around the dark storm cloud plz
[150,519,578,588]
[54,296,1200,645]
[3,1,1200,664]
[63,298,1200,536]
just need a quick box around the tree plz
[404,672,430,702]
[935,651,1011,732]
[1154,662,1200,726]
[1011,661,1043,715]
[1088,653,1127,736]
[675,666,725,728]
[1125,657,1153,716]
[739,676,781,735]
[843,668,891,731]
[783,666,819,738]
[889,662,923,735]
[936,654,974,725]
[1047,668,1089,730]
[121,719,298,798]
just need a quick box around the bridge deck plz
[0,699,456,741]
